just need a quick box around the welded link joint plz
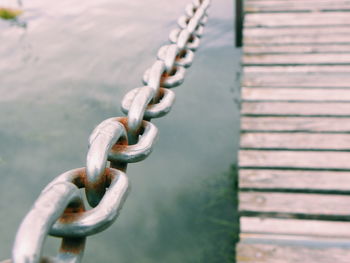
[3,0,210,262]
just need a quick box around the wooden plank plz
[239,192,350,215]
[242,116,350,132]
[245,35,350,45]
[242,88,350,101]
[243,54,350,66]
[242,102,350,116]
[244,66,350,74]
[245,0,350,13]
[237,243,350,263]
[246,0,350,2]
[244,44,350,54]
[243,74,350,88]
[245,12,350,28]
[244,26,350,38]
[239,150,350,169]
[241,217,350,238]
[240,133,350,149]
[239,169,350,190]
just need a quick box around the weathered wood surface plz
[244,26,350,38]
[244,44,350,54]
[238,0,350,261]
[240,192,350,215]
[241,133,350,149]
[242,102,350,116]
[237,243,350,263]
[245,35,350,45]
[239,150,350,170]
[240,170,350,190]
[243,74,350,88]
[241,217,350,238]
[244,66,350,73]
[245,12,350,28]
[245,1,350,13]
[242,88,350,101]
[242,116,350,132]
[243,54,350,66]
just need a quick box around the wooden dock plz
[237,0,350,262]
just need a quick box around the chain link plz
[1,0,210,261]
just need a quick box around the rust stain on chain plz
[60,237,86,254]
[59,197,85,224]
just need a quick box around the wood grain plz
[242,116,350,132]
[239,150,350,169]
[242,102,350,116]
[240,133,350,149]
[244,44,350,54]
[242,88,350,101]
[245,0,350,13]
[239,192,350,215]
[245,12,350,28]
[239,169,350,190]
[244,66,350,74]
[243,54,350,66]
[237,243,350,263]
[243,73,350,88]
[241,217,350,238]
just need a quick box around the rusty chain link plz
[1,0,210,262]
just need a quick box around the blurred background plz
[0,0,241,262]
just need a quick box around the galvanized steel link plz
[12,182,85,263]
[86,118,128,207]
[122,88,176,120]
[157,44,194,68]
[49,168,129,237]
[3,0,210,262]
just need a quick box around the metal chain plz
[1,0,210,262]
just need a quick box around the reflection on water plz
[0,0,240,262]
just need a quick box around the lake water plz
[0,0,241,262]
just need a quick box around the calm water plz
[0,0,241,262]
